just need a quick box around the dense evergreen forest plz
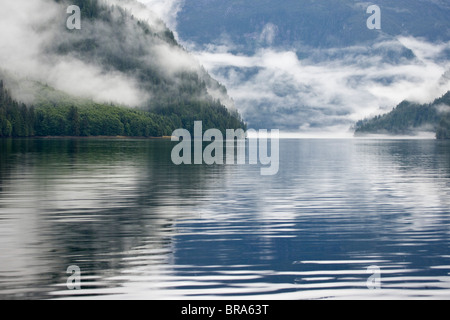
[354,91,450,139]
[0,80,245,138]
[437,113,450,140]
[1,0,247,138]
[0,81,34,137]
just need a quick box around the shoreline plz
[1,135,175,140]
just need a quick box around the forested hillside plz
[437,114,450,139]
[0,81,35,137]
[0,80,245,138]
[53,0,236,113]
[0,0,246,138]
[354,91,450,139]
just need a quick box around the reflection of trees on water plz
[0,138,227,299]
[3,139,450,299]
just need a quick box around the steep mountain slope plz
[0,0,245,136]
[54,0,233,109]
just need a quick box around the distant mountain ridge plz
[178,0,450,51]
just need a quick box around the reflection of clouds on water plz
[161,139,450,299]
[1,139,450,299]
[0,139,199,298]
[352,140,450,233]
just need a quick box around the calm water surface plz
[0,138,450,300]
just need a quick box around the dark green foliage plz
[2,1,247,138]
[67,106,81,136]
[31,99,178,138]
[355,91,450,138]
[1,80,246,138]
[33,100,245,137]
[436,115,450,140]
[55,0,100,20]
[0,81,35,138]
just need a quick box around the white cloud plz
[0,0,150,107]
[259,23,278,46]
[152,43,200,75]
[139,0,449,134]
[46,58,150,106]
[104,0,168,33]
[136,0,184,38]
[436,104,450,114]
[189,37,450,133]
